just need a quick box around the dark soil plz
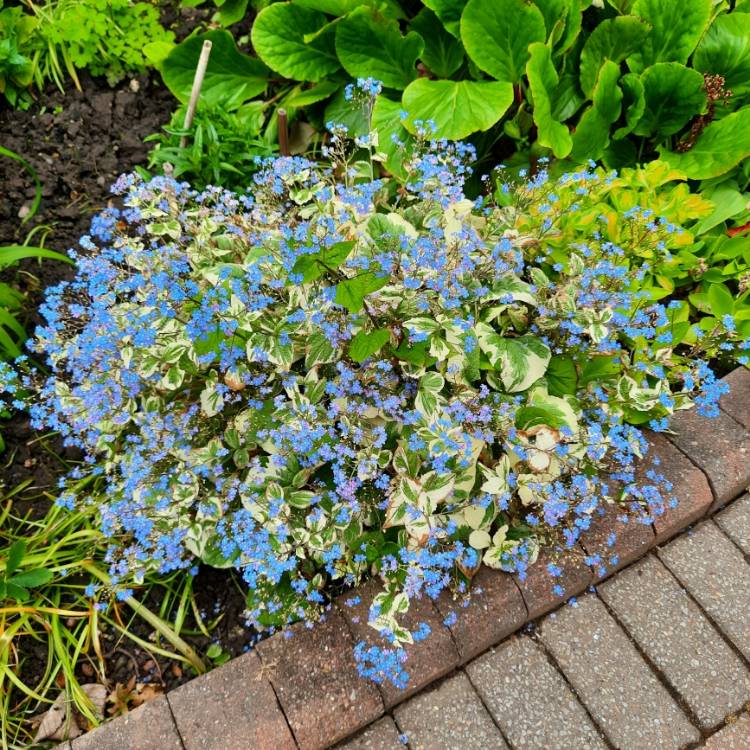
[0,5,256,726]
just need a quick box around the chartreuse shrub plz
[15,88,748,685]
[157,0,750,182]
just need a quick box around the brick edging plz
[61,367,750,750]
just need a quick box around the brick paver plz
[168,651,296,750]
[716,494,750,555]
[434,565,527,662]
[467,637,606,750]
[333,717,403,750]
[539,593,700,749]
[71,696,182,750]
[599,555,750,728]
[339,579,459,709]
[640,431,713,543]
[579,502,655,579]
[658,521,750,663]
[512,545,592,620]
[704,714,750,749]
[394,672,507,750]
[720,367,750,430]
[667,408,750,508]
[256,609,383,750]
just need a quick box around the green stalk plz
[80,563,206,674]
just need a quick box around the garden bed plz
[2,1,750,747]
[0,41,256,727]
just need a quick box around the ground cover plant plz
[9,81,748,691]
[3,0,750,741]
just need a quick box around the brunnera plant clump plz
[14,108,747,686]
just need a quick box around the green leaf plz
[215,0,248,25]
[633,63,706,137]
[629,0,711,72]
[578,15,649,98]
[693,13,750,99]
[292,240,355,282]
[659,106,750,179]
[401,79,513,140]
[371,96,412,178]
[0,246,72,269]
[282,80,339,108]
[551,72,585,122]
[613,72,645,139]
[349,328,390,362]
[324,87,369,136]
[579,355,620,387]
[335,272,389,312]
[422,0,467,38]
[9,568,53,588]
[692,187,749,235]
[707,283,735,316]
[536,0,581,54]
[570,60,623,162]
[460,0,546,84]
[410,8,464,79]
[293,0,405,16]
[335,7,424,89]
[545,355,577,396]
[526,42,572,158]
[162,30,269,108]
[4,582,29,601]
[251,3,341,82]
[6,540,25,577]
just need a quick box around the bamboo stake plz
[278,108,289,156]
[179,40,213,149]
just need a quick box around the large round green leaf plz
[161,30,269,108]
[401,79,513,140]
[658,106,750,179]
[629,0,711,72]
[694,13,750,99]
[372,95,412,177]
[634,63,706,138]
[526,43,572,158]
[460,0,546,84]
[410,8,464,79]
[570,60,622,163]
[579,16,649,98]
[251,3,341,82]
[335,6,424,88]
[422,0,467,38]
[292,0,404,17]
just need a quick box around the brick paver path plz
[337,497,750,750]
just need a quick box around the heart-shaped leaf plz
[579,15,649,98]
[659,106,750,179]
[251,3,340,82]
[634,63,706,137]
[460,0,546,84]
[422,0,467,38]
[162,31,269,108]
[410,8,464,79]
[628,0,711,72]
[693,13,750,100]
[402,79,513,140]
[335,6,424,88]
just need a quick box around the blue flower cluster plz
[14,116,747,689]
